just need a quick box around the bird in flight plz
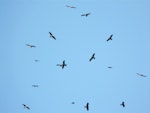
[22,104,30,110]
[120,101,125,107]
[71,102,75,104]
[32,85,39,87]
[66,5,76,8]
[108,66,112,68]
[34,59,40,62]
[107,34,113,41]
[137,73,147,77]
[89,53,95,62]
[49,32,56,40]
[57,60,67,69]
[81,13,90,17]
[26,44,36,48]
[84,102,89,111]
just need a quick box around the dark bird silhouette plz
[107,34,113,41]
[108,66,112,68]
[137,73,147,77]
[120,101,125,107]
[49,32,56,40]
[71,102,75,104]
[66,5,76,8]
[89,53,95,62]
[57,60,67,69]
[22,104,30,110]
[84,102,89,111]
[26,44,36,48]
[81,13,90,17]
[32,85,39,87]
[34,59,39,62]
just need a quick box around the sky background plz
[0,0,150,113]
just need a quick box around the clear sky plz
[1,0,150,113]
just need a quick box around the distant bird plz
[137,73,147,77]
[71,102,75,104]
[120,101,125,107]
[66,5,76,8]
[49,32,56,40]
[81,13,90,17]
[107,34,113,41]
[108,66,112,68]
[89,53,95,62]
[22,104,30,110]
[57,60,67,69]
[84,102,89,111]
[32,85,39,87]
[26,44,36,48]
[34,59,39,62]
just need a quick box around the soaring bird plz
[108,66,112,68]
[71,102,75,104]
[22,104,30,110]
[84,102,89,111]
[81,13,90,17]
[120,101,125,107]
[26,44,36,48]
[57,60,67,69]
[49,32,56,40]
[32,85,39,87]
[107,34,113,41]
[137,73,147,77]
[89,53,95,62]
[34,59,39,62]
[66,5,76,8]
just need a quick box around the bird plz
[107,34,113,41]
[120,101,125,107]
[81,13,90,17]
[26,44,36,48]
[49,32,56,40]
[89,53,95,62]
[108,66,112,68]
[34,59,40,62]
[137,73,147,77]
[84,102,89,111]
[71,102,75,104]
[66,5,76,8]
[57,60,67,69]
[22,104,30,110]
[32,85,39,87]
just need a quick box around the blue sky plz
[1,0,150,113]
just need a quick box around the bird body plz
[26,44,36,48]
[120,101,125,107]
[32,85,39,87]
[57,60,67,69]
[22,104,30,110]
[84,102,89,111]
[107,34,113,41]
[81,13,90,17]
[137,73,147,77]
[66,5,76,8]
[89,53,95,62]
[49,32,56,40]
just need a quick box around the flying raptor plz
[84,102,89,111]
[22,104,30,110]
[66,5,76,8]
[107,34,113,41]
[108,66,112,68]
[34,59,40,62]
[32,85,39,87]
[57,60,67,69]
[120,101,125,107]
[49,32,56,40]
[89,53,95,62]
[26,44,36,48]
[81,13,90,17]
[137,73,147,77]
